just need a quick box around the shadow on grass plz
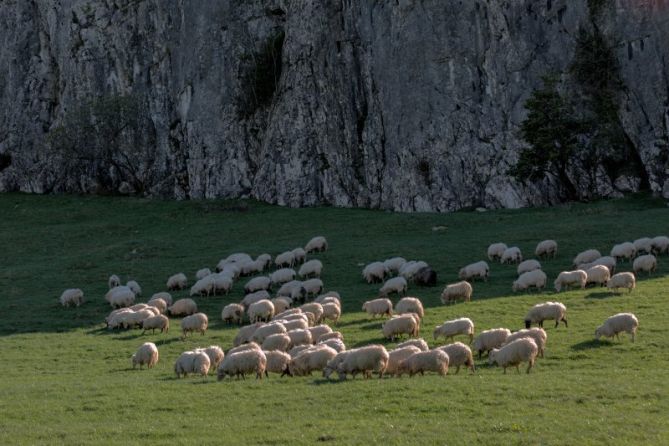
[571,339,612,350]
[585,291,614,299]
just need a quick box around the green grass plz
[1,192,669,445]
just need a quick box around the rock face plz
[0,0,667,211]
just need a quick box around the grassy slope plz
[0,193,668,445]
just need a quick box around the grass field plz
[1,192,668,445]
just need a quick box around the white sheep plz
[151,291,173,306]
[240,259,264,276]
[190,276,215,297]
[382,314,420,341]
[305,236,328,253]
[500,247,522,264]
[362,298,393,318]
[458,261,489,282]
[241,290,271,308]
[287,328,313,346]
[318,338,346,353]
[517,259,542,275]
[289,345,313,358]
[362,261,387,284]
[651,236,669,255]
[263,350,292,376]
[168,298,197,316]
[301,278,324,298]
[488,338,538,374]
[108,274,121,289]
[585,265,611,287]
[440,281,473,304]
[274,308,303,320]
[132,342,159,369]
[634,237,653,255]
[487,243,508,261]
[397,349,449,377]
[248,299,275,323]
[433,317,475,343]
[217,349,266,380]
[308,324,333,343]
[317,331,343,343]
[535,240,558,259]
[580,256,617,274]
[262,333,292,352]
[270,268,297,285]
[322,302,341,325]
[512,269,547,292]
[244,276,271,294]
[399,261,428,281]
[383,257,407,274]
[275,251,296,268]
[610,242,636,262]
[59,288,84,307]
[283,318,309,332]
[221,303,245,325]
[334,345,389,380]
[175,350,211,378]
[141,314,169,334]
[573,249,601,267]
[292,247,307,265]
[504,328,547,358]
[385,346,422,377]
[211,272,233,295]
[396,338,429,352]
[300,303,324,324]
[181,312,208,338]
[166,273,187,291]
[195,268,211,280]
[272,297,292,314]
[106,286,136,308]
[435,342,475,374]
[256,253,272,270]
[228,342,262,355]
[595,313,639,342]
[251,322,287,344]
[554,270,587,292]
[287,345,338,376]
[126,280,142,296]
[394,297,424,319]
[633,254,657,275]
[195,346,225,372]
[299,259,323,278]
[524,302,567,329]
[276,280,303,298]
[316,295,340,307]
[472,328,511,358]
[606,272,636,293]
[147,297,168,314]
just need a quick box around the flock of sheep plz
[58,233,659,380]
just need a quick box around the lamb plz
[610,242,637,262]
[319,338,346,353]
[651,236,669,255]
[595,313,639,342]
[141,314,169,334]
[217,349,266,380]
[150,292,173,306]
[585,265,611,287]
[233,323,265,346]
[512,269,547,292]
[108,274,121,289]
[334,344,389,380]
[321,302,341,324]
[633,237,653,255]
[175,350,211,378]
[396,338,429,352]
[633,254,657,275]
[500,247,523,264]
[221,303,245,325]
[287,328,313,346]
[106,286,136,308]
[195,268,211,280]
[554,270,587,292]
[487,243,508,261]
[397,349,449,377]
[241,290,271,308]
[382,314,420,341]
[291,247,307,265]
[262,333,292,352]
[59,288,84,307]
[504,328,547,358]
[299,259,323,278]
[275,251,296,268]
[458,261,489,282]
[301,278,324,298]
[362,262,387,284]
[263,350,292,376]
[190,276,215,297]
[272,297,292,314]
[435,342,475,374]
[181,312,209,338]
[472,328,511,358]
[244,276,271,294]
[305,236,328,253]
[573,249,601,267]
[517,259,542,275]
[524,302,568,329]
[535,240,558,259]
[362,298,393,318]
[394,297,424,319]
[126,280,142,296]
[383,257,407,274]
[270,268,297,285]
[248,299,275,323]
[606,272,636,293]
[385,346,422,377]
[166,273,187,291]
[287,345,338,376]
[168,298,197,316]
[440,281,473,304]
[132,342,159,369]
[300,303,324,323]
[488,338,538,374]
[433,317,475,343]
[251,322,287,344]
[147,297,168,314]
[308,324,333,343]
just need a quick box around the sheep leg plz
[562,318,568,328]
[516,365,521,374]
[526,360,534,374]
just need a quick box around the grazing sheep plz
[489,338,538,374]
[240,259,264,276]
[106,286,136,309]
[321,302,341,325]
[472,328,511,358]
[554,270,587,292]
[287,345,338,376]
[397,349,449,377]
[166,273,187,291]
[108,274,121,289]
[385,346,422,377]
[433,318,475,343]
[289,345,313,358]
[287,328,313,346]
[248,300,275,323]
[141,314,169,334]
[262,333,292,352]
[244,276,271,294]
[362,298,393,318]
[301,278,324,298]
[196,346,225,372]
[610,242,636,262]
[524,302,568,329]
[274,308,303,320]
[181,313,209,338]
[440,281,473,304]
[195,268,212,280]
[59,288,84,307]
[168,298,198,316]
[300,303,324,324]
[270,268,297,285]
[396,338,429,352]
[595,313,639,342]
[394,297,424,319]
[151,292,173,306]
[315,295,340,307]
[382,314,420,341]
[487,243,508,262]
[580,256,617,274]
[413,266,437,286]
[535,240,558,259]
[228,342,262,356]
[147,297,168,314]
[190,276,215,297]
[317,331,343,343]
[276,280,303,298]
[504,328,547,358]
[217,349,266,380]
[517,259,542,275]
[512,269,547,292]
[606,272,636,293]
[105,308,131,329]
[633,237,653,255]
[221,303,245,325]
[132,342,159,369]
[126,280,142,296]
[501,247,523,264]
[319,338,346,353]
[251,322,287,344]
[459,261,489,282]
[435,342,475,374]
[633,254,657,275]
[585,265,611,287]
[651,236,669,255]
[362,262,387,284]
[272,297,292,314]
[233,323,265,347]
[292,247,307,265]
[308,325,333,343]
[210,272,233,295]
[275,251,296,268]
[305,236,328,253]
[283,318,309,332]
[383,257,407,274]
[256,253,272,270]
[241,290,271,308]
[299,259,323,278]
[399,261,429,281]
[573,249,601,267]
[334,345,389,380]
[175,350,211,378]
[264,350,292,375]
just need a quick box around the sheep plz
[651,236,669,255]
[517,259,542,275]
[262,333,292,352]
[535,240,558,259]
[270,268,297,285]
[634,237,653,255]
[147,297,168,314]
[240,259,264,276]
[433,317,475,343]
[105,308,131,329]
[217,349,266,380]
[195,346,225,372]
[129,303,149,311]
[317,331,343,343]
[606,272,636,293]
[397,349,449,377]
[435,342,475,374]
[500,247,523,264]
[126,280,142,296]
[308,324,333,343]
[300,303,324,323]
[487,243,508,261]
[175,350,211,378]
[298,259,323,278]
[195,268,211,280]
[292,247,307,265]
[633,254,657,275]
[241,290,271,308]
[413,266,437,286]
[132,342,159,369]
[379,277,408,297]
[595,313,639,342]
[283,318,309,332]
[305,236,328,253]
[315,295,340,307]
[272,297,292,314]
[106,286,136,308]
[524,302,568,329]
[275,251,295,268]
[59,288,84,307]
[168,298,197,316]
[301,278,324,298]
[287,328,313,346]
[440,281,473,304]
[334,345,389,380]
[394,297,424,319]
[573,249,601,267]
[554,270,587,292]
[585,265,611,287]
[362,262,387,284]
[166,273,187,291]
[396,338,429,352]
[151,292,173,306]
[489,338,538,374]
[276,280,303,299]
[108,274,121,289]
[399,261,428,281]
[610,242,637,262]
[251,322,287,344]
[256,253,272,270]
[362,298,393,318]
[210,272,233,295]
[382,314,420,341]
[385,346,422,377]
[264,350,292,376]
[244,276,271,294]
[319,338,346,353]
[472,328,511,358]
[289,345,313,358]
[190,276,215,297]
[383,257,407,274]
[512,269,547,292]
[580,256,617,274]
[221,303,245,325]
[321,302,341,325]
[141,314,169,334]
[228,342,262,355]
[233,323,265,347]
[287,345,338,376]
[248,299,275,323]
[504,328,547,358]
[181,312,208,338]
[225,252,253,264]
[459,261,490,282]
[274,308,303,320]
[219,263,241,280]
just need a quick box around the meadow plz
[1,192,668,445]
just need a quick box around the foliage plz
[238,30,285,117]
